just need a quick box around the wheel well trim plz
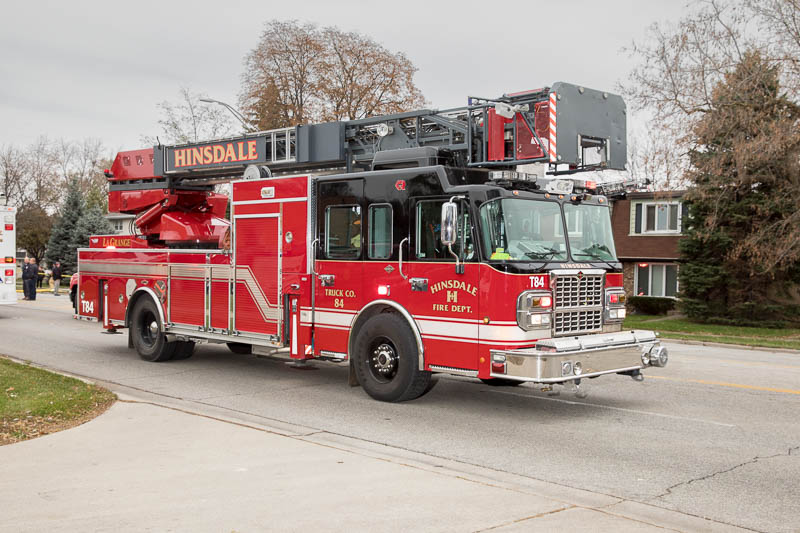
[347,299,425,370]
[125,287,166,332]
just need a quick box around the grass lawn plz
[624,314,800,350]
[0,357,115,445]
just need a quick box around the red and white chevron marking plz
[549,92,557,162]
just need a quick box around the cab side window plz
[368,204,392,260]
[415,200,473,260]
[326,205,361,258]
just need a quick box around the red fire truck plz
[76,82,667,402]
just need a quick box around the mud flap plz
[348,358,360,387]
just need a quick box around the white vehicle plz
[0,201,17,305]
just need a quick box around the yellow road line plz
[677,355,800,371]
[648,375,800,395]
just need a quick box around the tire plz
[227,342,252,355]
[418,377,439,398]
[171,341,196,360]
[130,296,175,362]
[480,378,523,387]
[353,313,431,402]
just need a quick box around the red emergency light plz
[4,224,12,231]
[638,263,649,268]
[4,269,13,277]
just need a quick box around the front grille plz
[553,274,604,335]
[554,275,603,308]
[554,309,603,335]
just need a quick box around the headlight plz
[517,290,553,331]
[605,289,627,323]
[562,361,573,376]
[573,361,583,375]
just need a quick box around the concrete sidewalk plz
[0,387,744,532]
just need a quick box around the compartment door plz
[234,214,281,338]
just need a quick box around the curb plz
[662,337,800,354]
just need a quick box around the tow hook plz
[573,379,588,399]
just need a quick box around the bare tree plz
[241,21,324,130]
[143,87,239,145]
[318,27,425,121]
[240,21,425,130]
[747,0,800,97]
[24,137,60,211]
[53,138,108,193]
[622,1,752,125]
[0,144,28,206]
[622,0,799,186]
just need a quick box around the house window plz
[634,202,682,234]
[635,263,678,297]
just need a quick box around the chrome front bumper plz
[489,330,665,383]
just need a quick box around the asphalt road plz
[1,295,799,532]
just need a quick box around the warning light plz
[4,224,12,231]
[609,294,620,304]
[394,180,406,191]
[540,296,553,308]
[4,257,14,263]
[638,263,649,268]
[585,180,597,190]
[4,269,13,276]
[377,285,390,296]
[106,245,117,249]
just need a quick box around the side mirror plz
[441,202,457,246]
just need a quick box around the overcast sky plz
[0,0,681,154]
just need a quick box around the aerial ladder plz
[105,82,628,247]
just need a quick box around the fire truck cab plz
[76,82,667,402]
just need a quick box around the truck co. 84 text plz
[76,82,667,402]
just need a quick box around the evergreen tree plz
[45,179,83,270]
[65,207,113,270]
[679,51,800,325]
[85,184,107,213]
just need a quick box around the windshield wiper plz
[573,245,618,270]
[524,248,561,260]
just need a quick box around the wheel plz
[353,313,431,402]
[130,297,175,362]
[227,342,252,355]
[171,341,196,360]
[418,377,439,398]
[480,378,522,387]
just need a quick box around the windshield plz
[564,203,617,262]
[479,199,568,261]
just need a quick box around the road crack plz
[652,445,800,500]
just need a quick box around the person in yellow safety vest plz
[490,248,511,260]
[350,218,361,249]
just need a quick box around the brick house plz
[609,191,687,299]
